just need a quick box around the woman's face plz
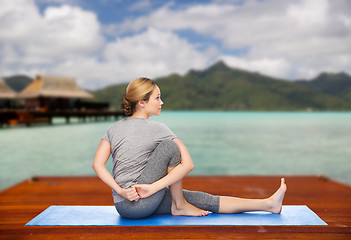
[143,86,163,116]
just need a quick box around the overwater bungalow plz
[0,75,121,127]
[17,75,100,111]
[0,79,17,109]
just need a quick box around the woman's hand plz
[132,184,155,198]
[118,187,140,202]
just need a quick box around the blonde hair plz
[121,77,156,116]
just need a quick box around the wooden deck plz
[0,176,350,239]
[0,110,124,127]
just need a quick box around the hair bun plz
[121,78,156,116]
[121,96,133,116]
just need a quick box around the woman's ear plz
[138,100,145,108]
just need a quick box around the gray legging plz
[114,139,220,219]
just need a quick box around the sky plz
[0,0,350,90]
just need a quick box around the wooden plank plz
[0,176,350,239]
[0,110,124,127]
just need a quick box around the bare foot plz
[171,200,209,217]
[268,178,287,214]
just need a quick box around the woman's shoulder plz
[147,119,173,132]
[105,118,128,131]
[106,117,170,131]
[148,119,176,137]
[147,119,167,127]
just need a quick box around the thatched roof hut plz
[18,75,93,99]
[0,79,17,99]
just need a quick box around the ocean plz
[1,111,350,191]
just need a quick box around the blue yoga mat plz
[25,205,327,226]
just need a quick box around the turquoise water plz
[1,111,350,191]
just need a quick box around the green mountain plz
[296,72,351,101]
[3,62,351,110]
[93,61,351,111]
[91,82,129,109]
[3,75,33,92]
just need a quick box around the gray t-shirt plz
[101,117,176,202]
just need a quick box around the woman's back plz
[102,117,176,202]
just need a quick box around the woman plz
[93,77,287,219]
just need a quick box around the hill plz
[3,75,33,92]
[91,82,129,109]
[93,61,351,111]
[3,63,351,110]
[296,72,351,101]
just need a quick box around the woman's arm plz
[133,137,194,198]
[92,140,140,201]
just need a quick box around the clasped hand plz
[132,184,154,198]
[119,187,140,202]
[120,184,154,202]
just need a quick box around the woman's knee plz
[157,139,181,166]
[159,138,178,152]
